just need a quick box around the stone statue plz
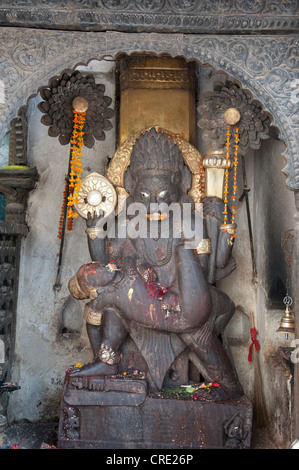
[68,127,243,401]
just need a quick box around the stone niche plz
[3,52,296,449]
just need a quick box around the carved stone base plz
[58,374,252,449]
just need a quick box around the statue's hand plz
[161,288,180,317]
[86,209,104,228]
[215,256,237,281]
[203,196,228,222]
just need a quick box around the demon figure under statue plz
[68,127,244,402]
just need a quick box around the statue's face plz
[132,174,180,216]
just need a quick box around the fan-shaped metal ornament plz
[38,70,114,148]
[197,80,275,155]
[74,172,117,219]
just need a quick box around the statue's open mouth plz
[146,212,168,221]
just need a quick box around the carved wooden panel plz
[0,229,19,411]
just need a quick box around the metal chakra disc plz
[74,172,117,219]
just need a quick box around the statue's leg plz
[182,330,243,400]
[173,242,212,326]
[86,323,102,358]
[98,306,128,366]
[181,287,243,401]
[212,286,235,336]
[71,307,128,377]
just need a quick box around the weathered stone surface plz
[0,1,298,34]
[0,29,297,189]
[58,375,252,449]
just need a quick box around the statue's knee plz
[69,261,119,302]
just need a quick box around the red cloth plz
[248,327,260,362]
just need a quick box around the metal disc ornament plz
[74,172,117,219]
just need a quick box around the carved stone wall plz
[0,29,298,190]
[0,1,298,34]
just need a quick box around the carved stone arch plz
[0,30,297,189]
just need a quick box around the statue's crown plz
[130,128,184,176]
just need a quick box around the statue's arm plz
[216,226,233,268]
[203,196,235,283]
[87,236,109,264]
[85,211,109,264]
[86,210,126,265]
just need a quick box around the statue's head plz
[124,128,191,214]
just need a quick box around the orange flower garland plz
[67,110,85,230]
[198,155,205,196]
[222,125,240,246]
[223,125,231,228]
[57,179,68,239]
[231,127,240,227]
[57,110,85,238]
[156,126,185,140]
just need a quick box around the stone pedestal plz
[58,374,252,449]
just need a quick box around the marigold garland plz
[156,126,185,140]
[57,110,85,238]
[67,110,86,229]
[223,125,231,227]
[57,179,68,239]
[231,127,240,228]
[222,125,240,246]
[198,155,205,196]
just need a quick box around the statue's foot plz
[69,360,118,377]
[215,256,237,282]
[193,384,242,402]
